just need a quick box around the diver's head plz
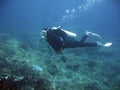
[51,26,61,30]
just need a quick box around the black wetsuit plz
[46,28,97,53]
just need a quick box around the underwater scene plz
[0,0,120,90]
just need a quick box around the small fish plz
[31,65,43,72]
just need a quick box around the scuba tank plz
[61,29,77,38]
[51,26,77,39]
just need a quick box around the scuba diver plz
[40,26,112,54]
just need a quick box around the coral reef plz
[0,33,120,90]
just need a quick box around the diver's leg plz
[79,31,93,43]
[79,31,102,46]
[80,34,88,43]
[80,42,97,47]
[63,41,81,48]
[63,31,103,48]
[63,41,98,48]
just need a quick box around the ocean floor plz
[0,33,120,90]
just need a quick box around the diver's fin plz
[86,31,102,39]
[97,42,112,47]
[103,42,112,47]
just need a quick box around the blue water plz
[0,0,120,89]
[0,0,119,39]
